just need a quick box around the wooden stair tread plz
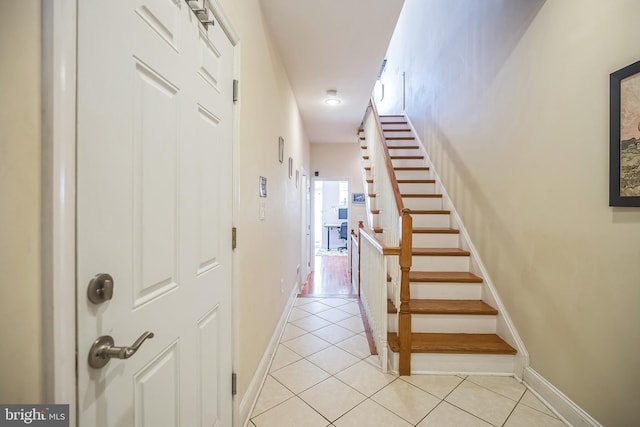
[409,271,483,283]
[381,122,408,125]
[387,137,416,140]
[388,333,516,355]
[394,167,429,171]
[387,145,420,149]
[412,248,470,256]
[366,179,374,183]
[398,179,435,184]
[409,299,497,315]
[406,209,451,215]
[401,193,442,198]
[387,299,396,313]
[371,209,380,214]
[384,128,412,132]
[390,155,424,159]
[373,227,383,233]
[413,227,459,234]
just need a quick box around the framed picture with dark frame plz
[610,60,640,207]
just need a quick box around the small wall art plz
[278,137,284,164]
[259,176,267,197]
[352,192,365,204]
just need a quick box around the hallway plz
[247,258,567,426]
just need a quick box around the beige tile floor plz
[249,296,567,427]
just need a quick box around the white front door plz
[76,1,234,426]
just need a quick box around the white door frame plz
[311,177,351,258]
[300,168,311,286]
[41,2,240,425]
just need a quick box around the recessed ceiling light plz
[324,89,341,106]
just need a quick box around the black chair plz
[338,222,348,251]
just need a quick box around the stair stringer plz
[400,113,529,379]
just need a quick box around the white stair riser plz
[381,124,408,131]
[370,214,380,227]
[412,314,496,333]
[411,255,470,272]
[388,314,397,333]
[383,128,412,135]
[367,183,374,193]
[387,140,418,151]
[387,148,420,156]
[402,197,443,210]
[362,160,370,168]
[391,158,425,168]
[411,214,450,228]
[410,282,482,300]
[399,182,436,193]
[368,198,377,209]
[394,170,431,180]
[388,351,516,375]
[412,232,459,247]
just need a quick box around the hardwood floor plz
[299,254,354,297]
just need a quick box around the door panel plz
[77,1,233,425]
[133,342,180,427]
[133,60,180,306]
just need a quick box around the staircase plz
[358,111,522,375]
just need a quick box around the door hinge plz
[232,227,237,250]
[232,372,237,396]
[233,79,239,103]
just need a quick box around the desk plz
[323,224,340,250]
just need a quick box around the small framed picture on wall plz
[352,193,365,204]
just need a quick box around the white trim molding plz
[238,286,298,427]
[524,367,602,427]
[41,0,77,425]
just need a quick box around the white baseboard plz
[237,286,298,427]
[523,367,601,427]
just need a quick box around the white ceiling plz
[258,0,405,143]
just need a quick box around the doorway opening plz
[301,178,353,297]
[313,179,349,254]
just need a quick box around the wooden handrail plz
[369,99,405,214]
[359,224,401,255]
[362,102,415,375]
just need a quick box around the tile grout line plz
[254,296,565,427]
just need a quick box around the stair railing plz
[357,222,396,372]
[360,99,413,375]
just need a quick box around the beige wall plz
[311,143,366,238]
[219,0,311,401]
[0,0,43,402]
[378,0,640,424]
